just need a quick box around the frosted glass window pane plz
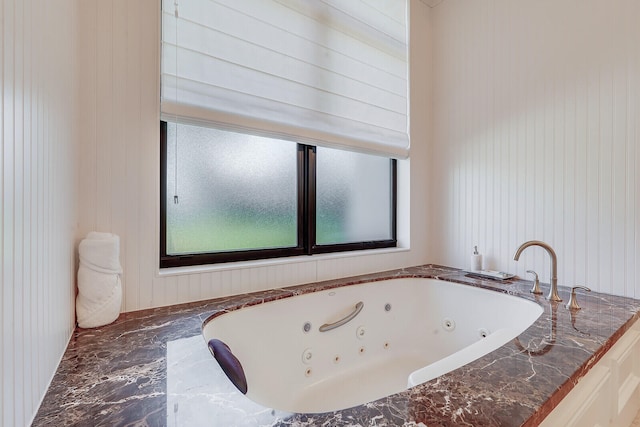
[316,147,392,245]
[165,123,298,255]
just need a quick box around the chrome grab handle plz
[319,301,364,332]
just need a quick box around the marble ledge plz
[32,264,640,427]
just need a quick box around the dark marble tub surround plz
[32,265,640,427]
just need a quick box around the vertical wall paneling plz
[431,0,640,297]
[22,0,32,414]
[95,1,112,232]
[77,0,97,236]
[138,0,161,310]
[111,0,127,311]
[2,0,79,425]
[0,0,4,421]
[3,0,16,423]
[632,1,640,299]
[15,0,25,423]
[124,0,143,312]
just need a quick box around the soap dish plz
[466,270,516,280]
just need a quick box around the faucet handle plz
[526,270,542,295]
[565,286,591,310]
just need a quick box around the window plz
[160,122,396,267]
[314,147,395,247]
[160,0,406,267]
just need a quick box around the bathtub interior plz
[202,278,543,413]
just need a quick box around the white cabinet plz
[540,318,640,427]
[609,327,640,427]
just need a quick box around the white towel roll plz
[77,265,120,303]
[79,232,122,274]
[76,232,123,328]
[76,274,122,328]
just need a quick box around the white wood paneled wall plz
[77,0,432,312]
[1,0,79,426]
[430,0,640,297]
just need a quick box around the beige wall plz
[430,0,640,296]
[0,0,79,425]
[76,0,433,312]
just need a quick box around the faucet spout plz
[513,240,561,302]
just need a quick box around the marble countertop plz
[33,265,640,426]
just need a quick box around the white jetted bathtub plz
[202,277,543,413]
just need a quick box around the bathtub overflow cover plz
[384,303,392,312]
[303,322,312,333]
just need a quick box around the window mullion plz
[391,159,398,242]
[303,145,317,255]
[160,121,169,260]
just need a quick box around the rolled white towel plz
[77,265,120,304]
[76,274,122,328]
[76,231,123,328]
[79,232,122,274]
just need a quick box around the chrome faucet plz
[513,240,562,302]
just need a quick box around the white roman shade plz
[161,0,410,158]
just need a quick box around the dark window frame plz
[160,121,397,268]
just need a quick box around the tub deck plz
[32,265,640,426]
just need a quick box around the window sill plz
[157,246,410,278]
